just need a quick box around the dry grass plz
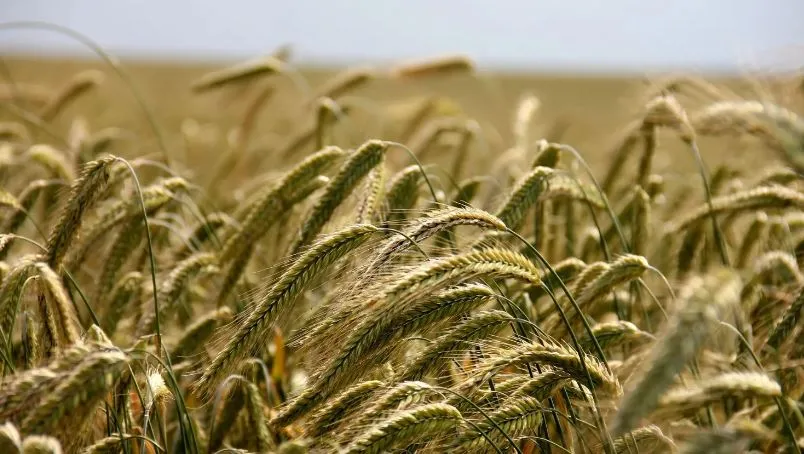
[0,49,802,454]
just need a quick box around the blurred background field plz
[2,0,803,185]
[2,55,800,188]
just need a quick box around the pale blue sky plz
[2,0,803,73]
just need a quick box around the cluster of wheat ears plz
[0,42,803,454]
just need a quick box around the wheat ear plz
[39,70,104,121]
[290,140,387,254]
[190,56,283,92]
[196,224,379,398]
[45,156,116,269]
[343,403,463,454]
[610,269,741,437]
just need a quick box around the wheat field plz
[0,48,803,454]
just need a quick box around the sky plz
[1,0,803,73]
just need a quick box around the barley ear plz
[610,268,741,437]
[45,156,116,269]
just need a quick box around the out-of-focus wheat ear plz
[83,324,112,347]
[78,126,127,163]
[38,69,104,121]
[45,156,116,269]
[631,187,651,257]
[196,224,379,399]
[675,223,705,279]
[0,189,22,212]
[21,435,63,454]
[636,123,657,190]
[646,73,728,100]
[215,244,253,308]
[21,349,127,440]
[690,100,804,172]
[241,380,275,453]
[601,120,643,194]
[136,252,218,337]
[688,418,776,454]
[513,93,541,151]
[525,257,587,306]
[93,218,143,305]
[668,186,804,234]
[406,117,468,157]
[736,212,769,269]
[579,226,604,262]
[530,139,561,169]
[396,310,514,382]
[66,115,89,155]
[0,261,8,282]
[305,380,384,439]
[644,174,664,202]
[355,158,386,224]
[656,371,781,419]
[231,84,275,151]
[636,94,695,187]
[210,84,275,183]
[100,271,142,336]
[207,377,246,452]
[449,125,477,181]
[1,180,67,246]
[389,95,437,144]
[0,422,21,453]
[173,212,229,260]
[609,268,741,438]
[764,215,794,252]
[764,286,804,353]
[33,262,80,347]
[390,54,474,79]
[190,56,283,92]
[753,165,800,188]
[343,403,463,454]
[0,237,14,262]
[307,66,375,105]
[0,121,29,143]
[21,311,41,368]
[0,81,53,108]
[381,164,424,223]
[34,291,59,360]
[678,430,751,454]
[290,140,387,254]
[60,178,171,271]
[313,96,342,150]
[451,176,484,208]
[171,307,232,360]
[79,433,149,454]
[456,396,542,451]
[749,251,803,288]
[275,119,323,160]
[598,425,675,454]
[26,145,75,181]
